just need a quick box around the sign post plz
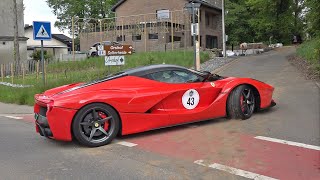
[185,2,201,70]
[33,21,51,86]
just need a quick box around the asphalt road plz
[216,47,320,146]
[0,47,319,180]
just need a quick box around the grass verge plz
[296,38,320,76]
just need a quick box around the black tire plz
[91,52,97,57]
[227,85,256,120]
[72,103,120,147]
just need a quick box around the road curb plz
[212,57,242,74]
[211,50,277,74]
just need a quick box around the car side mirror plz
[202,71,212,82]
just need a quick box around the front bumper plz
[270,100,276,107]
[260,99,276,111]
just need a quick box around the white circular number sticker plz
[182,89,200,110]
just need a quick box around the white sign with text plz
[105,56,125,66]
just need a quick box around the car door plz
[145,70,222,126]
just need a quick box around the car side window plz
[144,70,203,83]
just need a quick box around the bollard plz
[36,61,40,80]
[10,63,14,84]
[1,64,4,82]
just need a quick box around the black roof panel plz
[124,64,191,77]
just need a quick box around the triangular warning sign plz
[36,25,49,38]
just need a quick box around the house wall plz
[200,7,222,49]
[115,0,223,49]
[205,0,222,8]
[80,0,223,52]
[116,0,186,17]
[0,40,27,64]
[0,0,27,64]
[25,29,68,47]
[25,28,68,60]
[0,0,24,37]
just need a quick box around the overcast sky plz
[24,0,66,35]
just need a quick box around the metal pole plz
[171,11,174,51]
[196,8,201,70]
[222,0,226,57]
[144,15,147,52]
[192,3,197,70]
[122,18,124,44]
[100,19,103,44]
[72,16,75,61]
[41,40,45,86]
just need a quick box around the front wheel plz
[227,85,255,120]
[72,103,120,147]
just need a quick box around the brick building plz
[80,0,222,52]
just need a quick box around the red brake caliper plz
[240,95,245,112]
[98,112,109,132]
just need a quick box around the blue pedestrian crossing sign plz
[33,21,52,40]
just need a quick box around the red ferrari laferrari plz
[34,64,276,147]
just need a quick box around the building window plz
[169,36,181,42]
[149,33,158,40]
[117,35,125,42]
[206,35,218,49]
[132,34,142,41]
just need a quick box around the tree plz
[13,0,20,63]
[225,0,253,45]
[305,0,320,37]
[46,0,118,33]
[292,0,305,33]
[225,0,304,45]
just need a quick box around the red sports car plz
[34,64,276,147]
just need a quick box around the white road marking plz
[116,141,137,147]
[194,159,206,167]
[194,160,278,180]
[208,163,278,180]
[255,136,320,151]
[4,116,23,120]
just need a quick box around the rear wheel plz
[91,52,98,57]
[227,85,255,120]
[72,103,120,147]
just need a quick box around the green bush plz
[30,50,53,62]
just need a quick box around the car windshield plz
[103,41,111,45]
